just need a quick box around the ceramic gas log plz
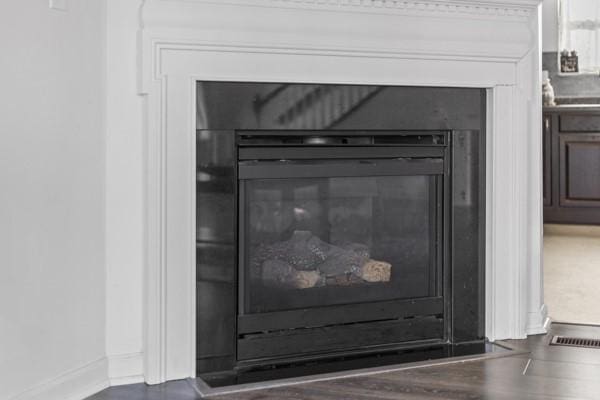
[255,230,392,289]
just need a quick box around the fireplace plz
[139,0,545,386]
[196,83,485,381]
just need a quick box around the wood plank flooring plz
[88,323,600,400]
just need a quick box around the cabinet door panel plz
[559,134,600,207]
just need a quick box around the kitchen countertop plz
[543,103,600,112]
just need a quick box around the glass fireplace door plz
[238,158,444,316]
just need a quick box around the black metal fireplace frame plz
[233,130,454,368]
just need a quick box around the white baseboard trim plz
[526,303,549,336]
[543,315,552,331]
[108,352,144,386]
[10,357,109,400]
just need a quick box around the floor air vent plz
[551,336,600,349]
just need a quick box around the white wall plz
[0,1,107,399]
[542,0,559,52]
[105,0,145,386]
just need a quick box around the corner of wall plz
[107,353,145,386]
[104,0,146,388]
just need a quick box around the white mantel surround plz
[138,0,546,385]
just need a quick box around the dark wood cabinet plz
[543,107,600,224]
[559,134,600,207]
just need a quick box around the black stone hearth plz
[201,342,509,389]
[195,83,486,383]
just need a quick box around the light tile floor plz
[544,224,600,325]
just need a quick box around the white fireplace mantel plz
[138,0,546,384]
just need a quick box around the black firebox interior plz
[196,83,486,385]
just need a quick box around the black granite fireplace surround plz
[196,83,486,383]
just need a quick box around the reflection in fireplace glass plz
[243,175,439,314]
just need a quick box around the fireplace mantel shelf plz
[138,0,546,385]
[143,0,540,18]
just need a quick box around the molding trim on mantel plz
[139,0,541,93]
[108,352,145,386]
[156,0,538,18]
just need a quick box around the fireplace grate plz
[550,336,600,349]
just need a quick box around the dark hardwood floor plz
[88,323,600,400]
